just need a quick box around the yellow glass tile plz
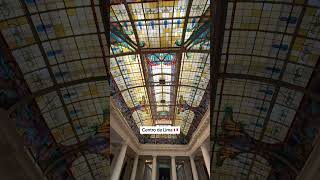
[298,29,307,36]
[295,0,305,4]
[0,21,8,29]
[295,38,305,45]
[64,126,74,135]
[67,9,76,16]
[149,2,157,8]
[240,24,249,29]
[306,7,316,16]
[17,128,25,136]
[54,24,65,37]
[7,19,18,27]
[26,37,34,44]
[289,55,299,62]
[251,9,261,17]
[64,0,75,7]
[310,54,318,62]
[81,90,92,97]
[8,41,17,49]
[248,24,258,29]
[172,37,178,42]
[17,17,27,24]
[293,45,303,51]
[52,130,62,140]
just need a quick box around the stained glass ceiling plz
[0,0,109,179]
[1,0,320,179]
[110,0,211,144]
[212,0,320,179]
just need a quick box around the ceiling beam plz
[123,0,156,125]
[8,76,108,113]
[109,48,209,57]
[219,73,320,102]
[91,0,110,73]
[210,0,228,170]
[172,0,193,131]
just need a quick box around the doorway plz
[159,167,170,180]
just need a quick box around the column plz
[151,155,157,180]
[111,143,128,180]
[190,156,199,180]
[183,161,192,180]
[137,159,145,180]
[200,144,210,176]
[196,160,208,180]
[111,151,119,173]
[123,158,133,180]
[130,155,139,180]
[171,156,177,180]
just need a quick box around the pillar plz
[130,155,139,180]
[151,155,157,180]
[190,156,199,180]
[183,161,192,180]
[111,143,128,180]
[200,144,210,176]
[123,158,133,180]
[111,151,119,173]
[171,156,177,180]
[137,159,145,180]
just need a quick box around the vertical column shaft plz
[190,156,199,180]
[130,155,139,180]
[200,144,211,176]
[171,156,177,180]
[111,143,128,180]
[151,156,157,180]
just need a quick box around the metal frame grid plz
[1,0,320,179]
[110,0,211,144]
[0,0,110,179]
[211,0,320,179]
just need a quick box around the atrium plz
[0,0,320,180]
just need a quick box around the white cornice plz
[110,101,140,152]
[110,100,210,157]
